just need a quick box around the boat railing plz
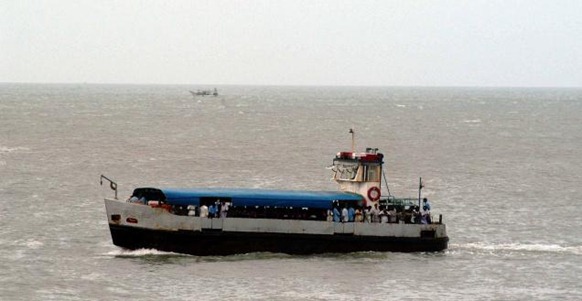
[100,175,118,199]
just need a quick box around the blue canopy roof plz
[144,188,364,209]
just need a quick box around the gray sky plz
[1,0,581,87]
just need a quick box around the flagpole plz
[418,177,422,209]
[349,128,355,153]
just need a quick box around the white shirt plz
[187,205,196,216]
[199,205,208,218]
[341,208,348,222]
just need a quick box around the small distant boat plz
[190,88,218,97]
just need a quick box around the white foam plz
[463,119,481,123]
[0,146,30,153]
[106,248,182,257]
[80,272,103,281]
[453,242,582,255]
[11,239,45,250]
[280,290,354,301]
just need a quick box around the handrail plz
[100,174,118,199]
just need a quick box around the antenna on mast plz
[349,128,355,152]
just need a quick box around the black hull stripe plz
[109,224,448,256]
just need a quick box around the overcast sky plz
[1,0,581,87]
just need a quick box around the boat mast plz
[349,128,355,152]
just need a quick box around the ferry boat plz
[102,144,448,255]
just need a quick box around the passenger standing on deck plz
[422,198,431,212]
[220,201,229,218]
[208,203,216,218]
[333,206,341,223]
[422,198,431,224]
[348,206,355,222]
[355,207,363,222]
[326,209,333,222]
[341,206,348,223]
[387,206,398,223]
[364,206,372,223]
[380,208,388,223]
[216,201,222,217]
[411,206,419,224]
[199,204,209,218]
[371,204,380,223]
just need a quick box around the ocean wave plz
[463,119,481,123]
[0,146,30,153]
[3,146,30,152]
[8,238,45,250]
[24,239,44,249]
[452,242,582,255]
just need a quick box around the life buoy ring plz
[367,186,381,201]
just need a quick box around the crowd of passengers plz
[128,196,433,224]
[325,199,433,224]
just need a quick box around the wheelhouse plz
[332,148,384,205]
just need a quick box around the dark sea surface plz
[1,84,581,300]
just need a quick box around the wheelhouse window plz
[335,163,359,180]
[364,165,380,182]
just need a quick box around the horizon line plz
[1,81,581,89]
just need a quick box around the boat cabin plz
[332,147,384,206]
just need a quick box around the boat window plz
[335,163,359,180]
[131,188,166,203]
[365,165,380,182]
[200,197,232,207]
[227,205,328,220]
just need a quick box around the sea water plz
[1,84,581,300]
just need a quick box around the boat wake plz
[103,248,404,262]
[104,248,295,261]
[106,248,184,257]
[451,242,582,256]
